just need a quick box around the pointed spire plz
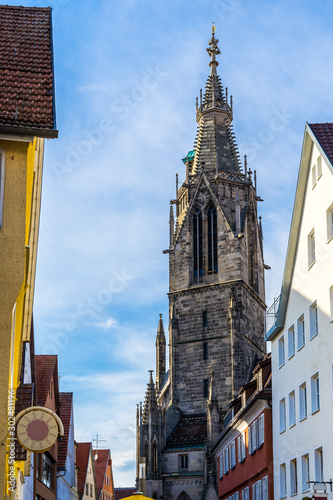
[156,314,166,345]
[192,28,241,174]
[142,370,158,425]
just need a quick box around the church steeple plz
[192,27,241,174]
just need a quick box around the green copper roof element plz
[191,31,241,174]
[182,150,195,164]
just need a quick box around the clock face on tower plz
[16,408,59,452]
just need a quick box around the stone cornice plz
[168,278,266,308]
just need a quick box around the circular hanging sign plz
[16,408,59,452]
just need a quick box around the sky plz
[7,0,333,487]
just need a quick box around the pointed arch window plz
[153,442,158,476]
[208,205,218,273]
[193,209,203,281]
[145,442,149,476]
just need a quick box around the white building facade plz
[267,122,333,500]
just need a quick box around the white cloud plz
[92,317,118,330]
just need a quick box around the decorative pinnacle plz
[207,25,220,76]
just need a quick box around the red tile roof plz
[115,488,136,500]
[57,392,73,469]
[76,442,91,495]
[93,449,111,497]
[309,122,333,166]
[0,5,57,137]
[35,355,57,406]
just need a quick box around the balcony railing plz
[265,294,281,335]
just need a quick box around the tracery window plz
[145,442,149,476]
[153,442,158,475]
[193,209,203,281]
[208,205,218,273]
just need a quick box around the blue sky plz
[7,0,333,487]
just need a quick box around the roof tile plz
[166,414,207,448]
[309,122,333,166]
[93,449,110,497]
[57,392,73,469]
[35,355,57,406]
[0,5,57,135]
[115,488,136,500]
[76,442,91,495]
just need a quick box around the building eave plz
[0,125,58,139]
[266,122,333,342]
[266,123,314,341]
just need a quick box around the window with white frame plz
[299,382,307,421]
[279,398,286,433]
[301,454,310,492]
[242,487,249,500]
[312,164,317,187]
[230,441,236,469]
[252,480,262,500]
[317,156,322,178]
[238,432,246,463]
[326,203,333,241]
[289,391,296,427]
[309,301,318,339]
[278,335,285,367]
[315,447,323,482]
[280,463,287,498]
[262,476,268,500]
[249,420,257,454]
[258,414,264,447]
[233,492,239,500]
[308,229,316,267]
[219,453,223,478]
[0,151,4,228]
[223,447,229,474]
[312,156,322,187]
[297,314,305,350]
[311,372,320,413]
[290,458,297,495]
[288,325,295,358]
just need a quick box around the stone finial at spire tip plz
[207,24,220,76]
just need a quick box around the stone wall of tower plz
[161,450,204,500]
[170,174,265,302]
[168,280,265,414]
[165,173,266,415]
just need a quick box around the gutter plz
[0,125,58,139]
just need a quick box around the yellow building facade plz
[0,5,58,497]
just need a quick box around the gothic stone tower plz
[137,29,266,500]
